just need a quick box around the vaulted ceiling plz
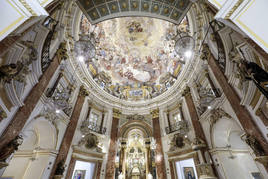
[77,0,192,24]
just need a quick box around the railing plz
[87,121,107,135]
[165,120,188,134]
[41,16,58,72]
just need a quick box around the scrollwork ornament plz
[210,108,231,125]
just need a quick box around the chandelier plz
[74,34,96,61]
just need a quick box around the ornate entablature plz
[77,0,192,25]
[79,15,190,101]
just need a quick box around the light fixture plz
[184,50,192,58]
[174,31,195,59]
[78,55,84,62]
[56,109,60,113]
[74,34,96,62]
[208,106,212,110]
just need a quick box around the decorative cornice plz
[225,0,244,19]
[18,0,37,16]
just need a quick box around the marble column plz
[46,71,63,97]
[0,44,66,150]
[205,70,220,97]
[151,109,166,179]
[182,87,218,179]
[65,157,76,179]
[203,44,268,155]
[50,86,88,178]
[105,109,121,178]
[145,139,151,177]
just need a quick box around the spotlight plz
[184,50,192,58]
[208,106,212,110]
[56,109,60,114]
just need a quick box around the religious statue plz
[0,135,23,162]
[54,160,66,176]
[239,60,268,83]
[239,60,268,99]
[244,134,265,156]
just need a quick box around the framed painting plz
[73,170,86,179]
[183,167,196,179]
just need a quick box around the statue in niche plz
[239,60,268,98]
[239,60,268,84]
[244,134,265,156]
[0,135,23,162]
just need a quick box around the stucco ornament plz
[169,134,191,151]
[209,108,231,125]
[78,133,102,152]
[191,137,206,150]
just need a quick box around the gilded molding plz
[0,106,7,122]
[225,0,244,19]
[18,0,37,16]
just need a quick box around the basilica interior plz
[0,0,268,179]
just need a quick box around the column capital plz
[182,86,191,97]
[79,85,89,97]
[151,109,159,118]
[56,42,68,62]
[112,108,121,118]
[200,43,212,61]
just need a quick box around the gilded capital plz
[182,86,191,97]
[200,44,211,61]
[255,108,262,116]
[151,109,159,118]
[113,108,121,118]
[79,86,89,97]
[56,42,68,61]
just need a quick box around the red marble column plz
[182,87,207,143]
[205,45,268,154]
[65,157,76,179]
[105,109,120,178]
[151,109,166,179]
[0,48,65,150]
[169,160,176,179]
[50,86,88,178]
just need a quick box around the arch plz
[21,117,57,150]
[76,0,193,25]
[119,120,153,138]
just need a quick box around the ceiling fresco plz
[77,0,192,24]
[79,16,189,101]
